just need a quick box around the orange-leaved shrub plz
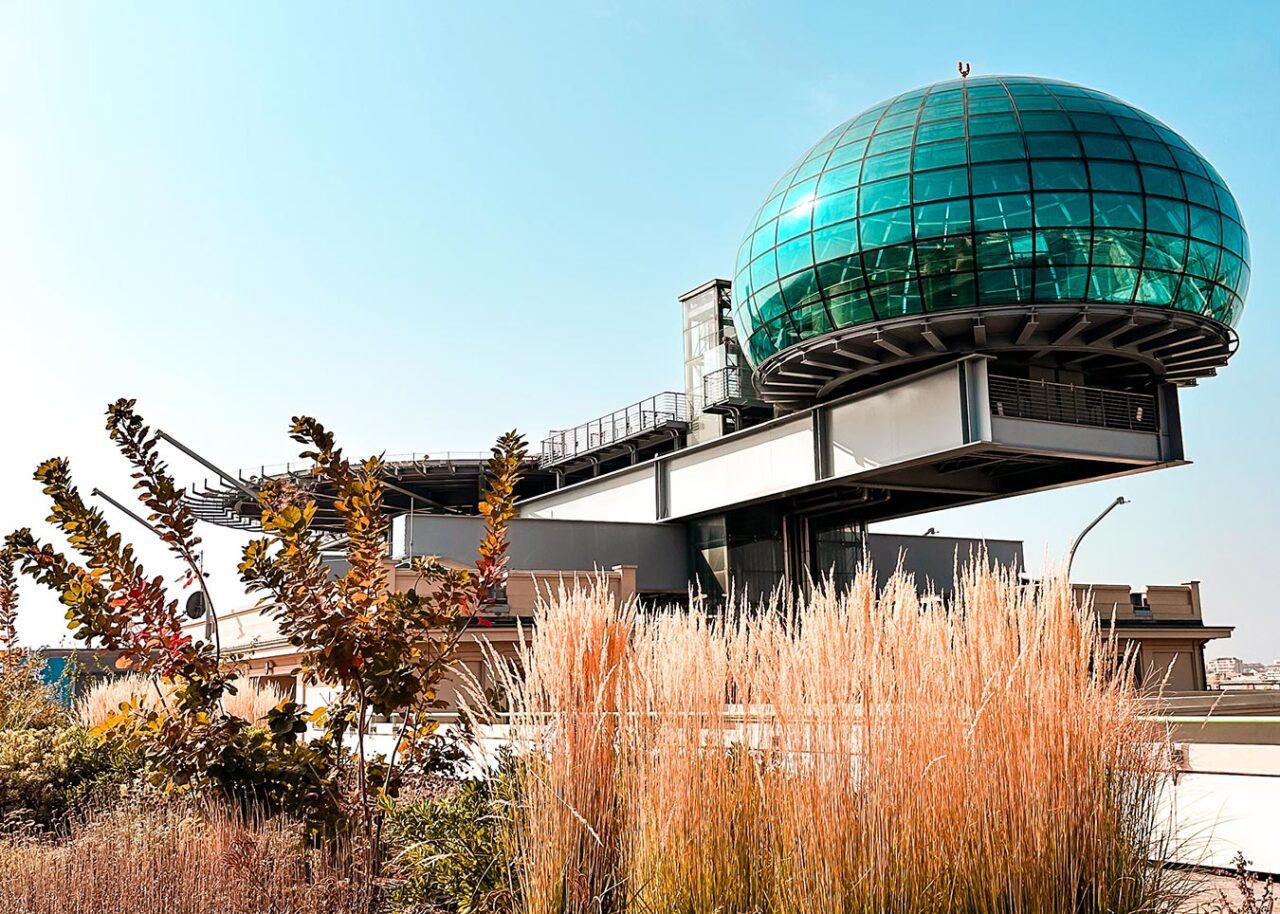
[488,563,1185,914]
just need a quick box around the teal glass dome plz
[732,75,1249,376]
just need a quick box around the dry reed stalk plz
[0,802,372,914]
[497,563,1187,914]
[75,674,285,729]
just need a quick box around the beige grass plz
[488,563,1188,914]
[76,674,285,729]
[0,802,371,914]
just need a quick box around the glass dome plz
[732,76,1249,369]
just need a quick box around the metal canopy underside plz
[753,304,1237,409]
[185,457,559,533]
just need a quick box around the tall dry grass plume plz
[76,674,285,729]
[489,562,1180,914]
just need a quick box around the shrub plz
[0,725,137,827]
[384,775,515,914]
[496,565,1184,914]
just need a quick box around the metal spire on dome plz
[957,61,971,79]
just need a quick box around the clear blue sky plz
[2,2,1277,657]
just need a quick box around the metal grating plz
[988,375,1157,432]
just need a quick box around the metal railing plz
[988,375,1158,433]
[540,392,691,466]
[702,365,761,406]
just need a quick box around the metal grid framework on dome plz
[731,76,1249,404]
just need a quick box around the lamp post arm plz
[1066,496,1129,578]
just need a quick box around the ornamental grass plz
[487,562,1187,914]
[0,801,372,914]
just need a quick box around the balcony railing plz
[540,392,691,466]
[988,375,1158,433]
[702,365,762,407]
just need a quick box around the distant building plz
[1207,656,1246,679]
[1076,582,1231,692]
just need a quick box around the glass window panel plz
[1136,270,1180,305]
[1057,96,1106,113]
[871,279,922,318]
[1081,134,1133,159]
[1185,240,1222,279]
[972,162,1030,194]
[780,269,821,309]
[868,126,914,154]
[826,142,866,169]
[751,257,779,295]
[844,121,876,142]
[975,230,1034,269]
[751,221,777,258]
[969,113,1020,135]
[887,95,923,114]
[1093,193,1144,228]
[1117,118,1160,141]
[859,208,914,247]
[917,236,974,274]
[1218,251,1244,289]
[1031,160,1088,190]
[795,154,827,181]
[1034,264,1088,299]
[1019,110,1073,132]
[1026,133,1082,157]
[1144,233,1186,272]
[1070,112,1121,135]
[782,177,818,208]
[914,199,972,238]
[767,166,800,199]
[916,118,966,143]
[777,198,815,242]
[1182,174,1217,208]
[860,176,911,215]
[969,135,1026,162]
[826,290,875,327]
[913,166,969,202]
[979,267,1033,304]
[1147,197,1188,235]
[757,192,785,224]
[812,221,861,263]
[1141,165,1184,199]
[877,110,917,132]
[1222,219,1245,256]
[763,313,800,351]
[1189,205,1222,243]
[1034,192,1091,227]
[788,300,832,336]
[863,243,915,285]
[816,254,866,298]
[912,139,967,170]
[973,194,1033,231]
[1129,139,1176,166]
[1171,148,1207,175]
[1089,161,1141,193]
[1215,186,1241,223]
[1088,266,1139,303]
[1011,94,1062,111]
[814,188,859,229]
[1174,275,1213,315]
[1092,228,1144,267]
[747,329,775,363]
[1208,284,1234,323]
[817,162,862,196]
[775,236,814,277]
[861,149,912,181]
[920,103,964,123]
[755,283,786,322]
[1035,228,1092,264]
[968,96,1014,114]
[921,271,976,310]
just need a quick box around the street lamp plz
[1066,496,1130,578]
